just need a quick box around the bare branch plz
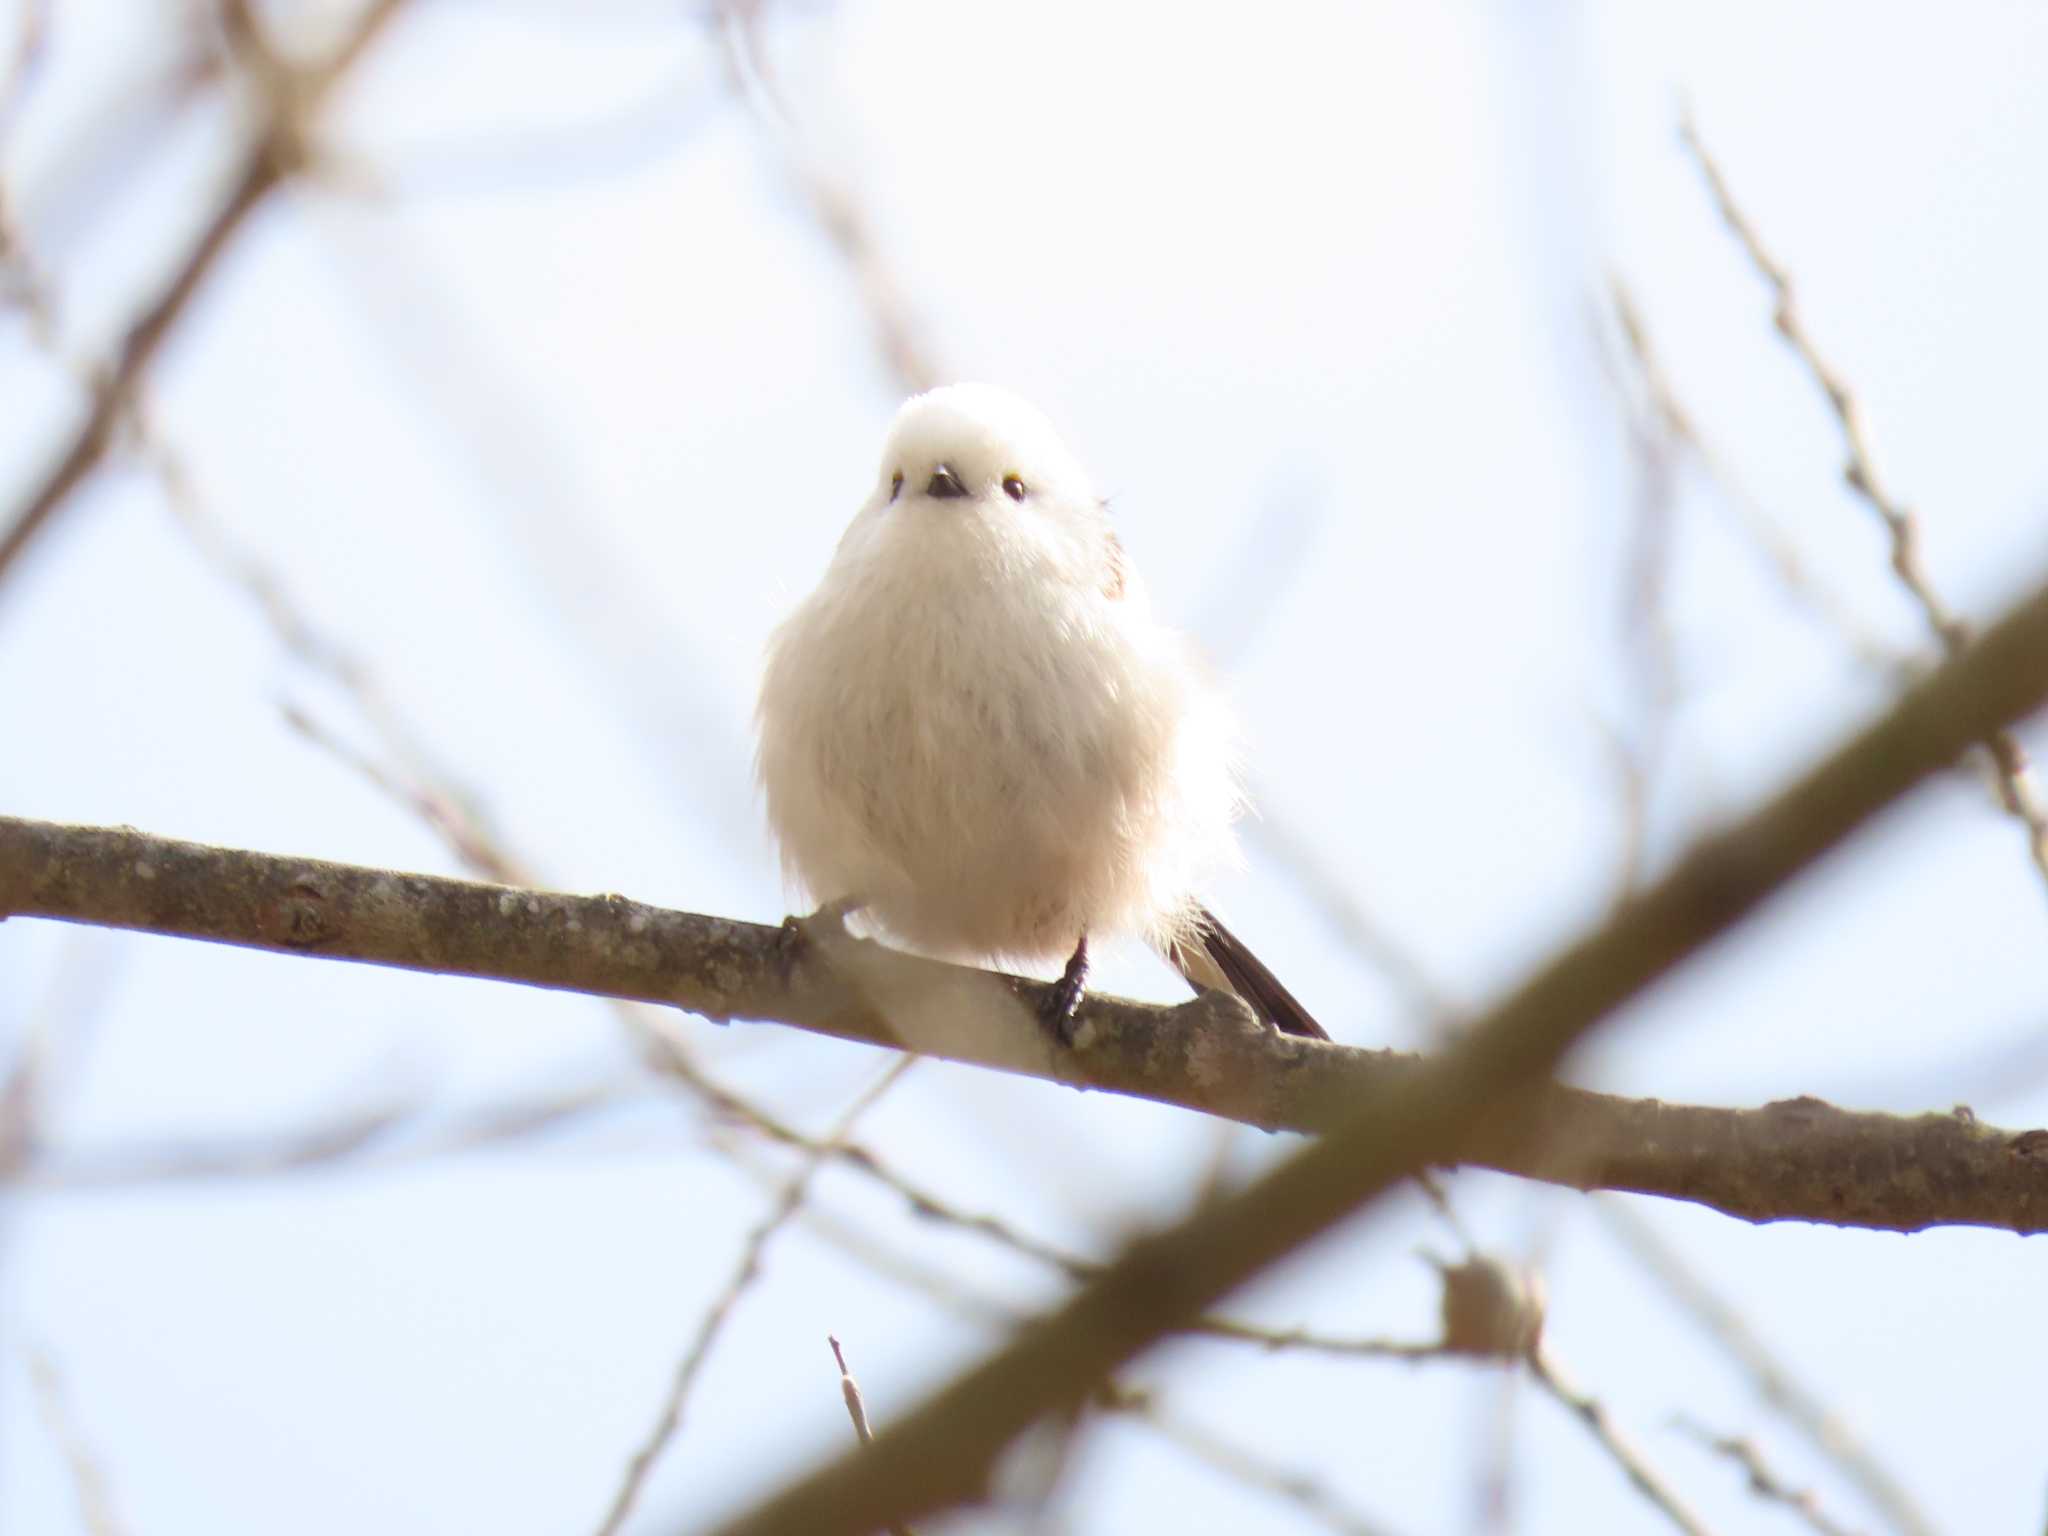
[29,1348,129,1536]
[0,0,413,590]
[1527,1346,1717,1536]
[1680,112,2048,896]
[1673,1417,1866,1536]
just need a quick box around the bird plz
[755,383,1328,1043]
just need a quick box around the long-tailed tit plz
[756,384,1327,1042]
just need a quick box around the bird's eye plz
[889,471,904,502]
[1002,474,1027,502]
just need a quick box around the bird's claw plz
[1037,934,1091,1046]
[1038,974,1084,1045]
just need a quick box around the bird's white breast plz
[758,511,1236,963]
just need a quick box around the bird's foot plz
[1038,934,1090,1046]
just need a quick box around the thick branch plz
[0,810,2044,1235]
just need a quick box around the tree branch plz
[3,778,2047,1241]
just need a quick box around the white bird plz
[756,383,1327,1042]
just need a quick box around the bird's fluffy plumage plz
[756,383,1243,968]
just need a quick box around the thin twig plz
[28,1348,129,1536]
[1594,284,1688,899]
[279,701,527,886]
[1525,1345,1717,1536]
[22,1076,660,1188]
[1673,1416,1866,1536]
[1604,280,1907,680]
[1178,1317,1444,1360]
[1599,1198,1935,1536]
[741,1170,1025,1330]
[594,1057,917,1536]
[2,152,96,383]
[1100,1382,1402,1536]
[0,930,125,1195]
[826,1337,914,1536]
[1680,111,2048,897]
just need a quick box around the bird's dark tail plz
[1169,906,1330,1041]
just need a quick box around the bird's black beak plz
[926,464,969,500]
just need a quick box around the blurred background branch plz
[0,0,412,588]
[1680,110,2048,899]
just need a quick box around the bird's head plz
[859,382,1119,568]
[823,384,1128,605]
[876,383,1099,517]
